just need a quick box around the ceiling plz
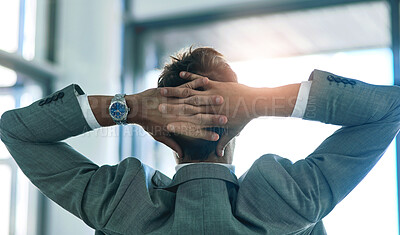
[144,1,390,62]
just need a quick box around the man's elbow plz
[386,86,400,123]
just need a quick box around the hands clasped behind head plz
[159,71,253,157]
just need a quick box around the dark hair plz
[158,47,237,161]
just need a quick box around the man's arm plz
[0,85,117,229]
[248,69,400,222]
[162,70,400,222]
[0,82,224,230]
[87,77,226,138]
[288,70,400,220]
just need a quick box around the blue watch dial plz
[110,102,126,119]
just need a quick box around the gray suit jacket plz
[1,70,400,235]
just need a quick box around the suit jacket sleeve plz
[0,84,144,230]
[255,70,400,223]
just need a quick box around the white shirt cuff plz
[76,94,102,130]
[291,81,312,118]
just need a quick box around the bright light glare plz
[23,0,37,60]
[230,48,397,234]
[15,169,29,235]
[0,165,11,235]
[0,66,17,87]
[20,92,33,107]
[230,49,393,88]
[0,0,20,52]
[0,95,16,117]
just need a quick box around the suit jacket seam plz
[303,157,335,220]
[254,162,316,224]
[101,162,144,231]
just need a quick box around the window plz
[126,1,398,234]
[0,165,12,235]
[0,0,20,53]
[0,0,37,59]
[0,66,17,87]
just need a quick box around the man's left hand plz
[128,76,227,157]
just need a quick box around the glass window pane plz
[23,0,37,60]
[15,169,29,235]
[0,95,16,117]
[0,66,17,87]
[0,143,11,160]
[0,165,12,235]
[20,83,43,107]
[0,0,20,52]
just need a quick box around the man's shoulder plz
[239,154,292,182]
[249,153,291,170]
[116,157,173,189]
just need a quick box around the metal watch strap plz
[112,94,126,102]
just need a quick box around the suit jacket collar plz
[175,162,235,173]
[155,163,239,193]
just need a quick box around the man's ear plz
[174,151,188,164]
[174,151,181,159]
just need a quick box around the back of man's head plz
[158,47,237,161]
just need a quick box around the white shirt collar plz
[175,162,235,173]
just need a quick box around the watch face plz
[110,102,127,120]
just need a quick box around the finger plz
[159,87,200,98]
[161,94,222,106]
[159,103,207,115]
[179,71,208,81]
[163,95,223,106]
[181,95,223,106]
[178,76,209,90]
[153,135,183,158]
[167,122,220,141]
[159,103,222,115]
[180,114,227,126]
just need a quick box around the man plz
[1,47,400,234]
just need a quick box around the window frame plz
[0,0,58,234]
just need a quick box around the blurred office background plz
[0,0,399,234]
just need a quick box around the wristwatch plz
[109,94,130,125]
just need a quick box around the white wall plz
[44,0,122,234]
